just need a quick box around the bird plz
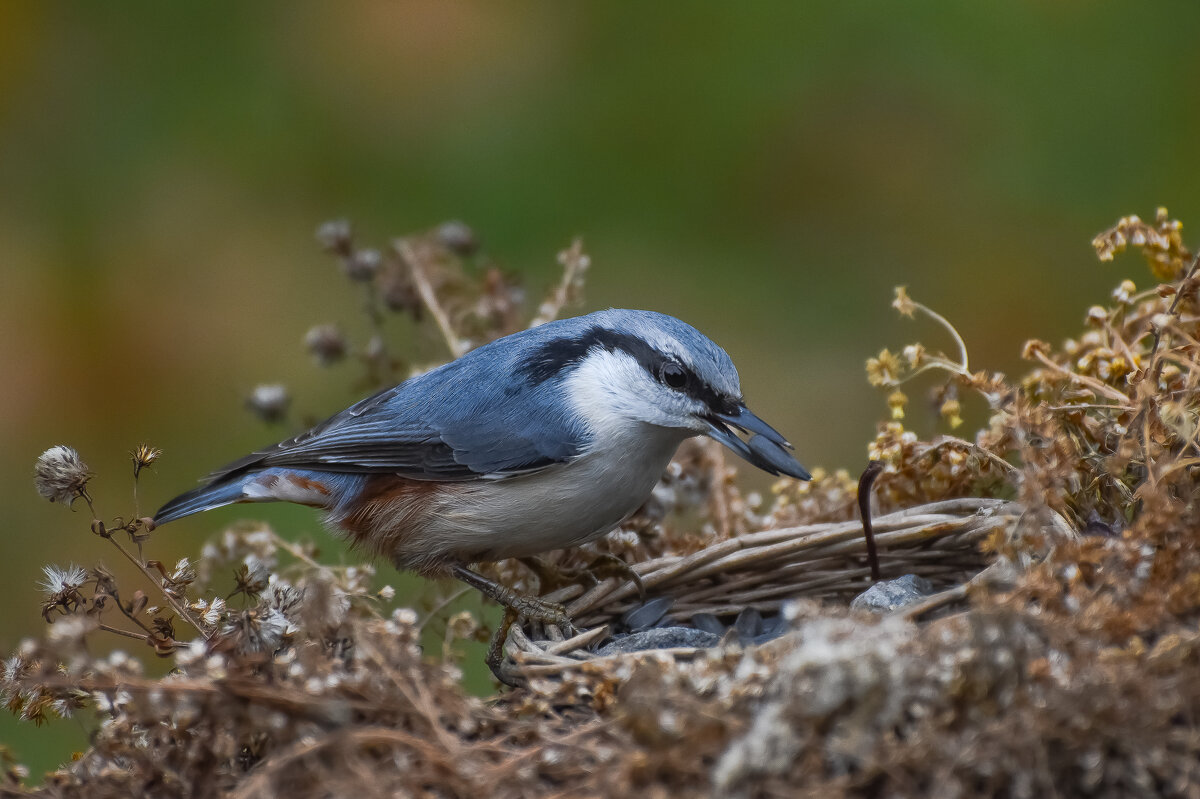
[154,309,810,641]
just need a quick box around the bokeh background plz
[3,2,1198,776]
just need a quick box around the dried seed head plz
[1021,339,1049,360]
[315,219,353,255]
[34,445,92,506]
[866,349,904,387]
[131,444,162,479]
[435,220,479,257]
[246,384,290,424]
[939,398,964,429]
[1111,279,1136,305]
[892,286,916,317]
[343,248,381,282]
[304,324,347,367]
[39,564,88,600]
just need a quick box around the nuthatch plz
[155,310,810,633]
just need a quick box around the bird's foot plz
[453,564,578,683]
[519,553,645,601]
[582,553,646,602]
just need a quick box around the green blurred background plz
[2,1,1198,777]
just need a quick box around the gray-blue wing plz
[208,360,587,483]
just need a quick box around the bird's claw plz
[509,593,577,637]
[520,553,645,601]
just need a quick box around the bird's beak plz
[702,405,812,481]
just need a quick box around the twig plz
[103,531,208,637]
[858,461,884,581]
[929,436,1020,475]
[530,238,589,327]
[1027,348,1130,403]
[915,301,970,373]
[397,238,468,358]
[98,623,150,642]
[1147,251,1200,386]
[417,585,472,633]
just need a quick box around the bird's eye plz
[659,362,688,390]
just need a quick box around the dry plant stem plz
[933,436,1020,475]
[359,280,392,385]
[530,237,587,327]
[98,623,151,642]
[913,299,970,372]
[269,533,325,572]
[1045,403,1134,413]
[357,638,460,753]
[1123,252,1200,482]
[231,727,480,799]
[892,584,969,621]
[858,461,884,582]
[416,585,472,633]
[707,442,734,537]
[398,239,468,358]
[104,529,208,637]
[110,589,157,637]
[1027,348,1130,403]
[1147,251,1200,385]
[82,494,206,635]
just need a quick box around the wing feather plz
[208,352,587,484]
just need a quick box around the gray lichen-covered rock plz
[850,574,936,612]
[596,626,721,655]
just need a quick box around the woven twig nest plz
[500,497,1050,684]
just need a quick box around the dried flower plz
[866,349,904,387]
[902,343,925,368]
[342,248,381,282]
[38,565,88,600]
[939,398,963,429]
[1092,208,1190,280]
[435,220,479,257]
[130,444,162,479]
[315,219,353,256]
[304,324,347,367]
[34,446,91,506]
[1111,279,1137,305]
[892,286,916,317]
[246,384,290,424]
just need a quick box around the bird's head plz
[521,309,811,480]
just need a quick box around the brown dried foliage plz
[7,212,1200,798]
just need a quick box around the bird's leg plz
[453,565,577,684]
[451,565,576,633]
[486,608,520,687]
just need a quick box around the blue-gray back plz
[209,310,722,484]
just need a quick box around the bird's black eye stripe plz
[658,361,689,390]
[516,325,737,412]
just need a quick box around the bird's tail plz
[154,478,249,526]
[154,468,350,526]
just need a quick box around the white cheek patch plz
[563,350,656,438]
